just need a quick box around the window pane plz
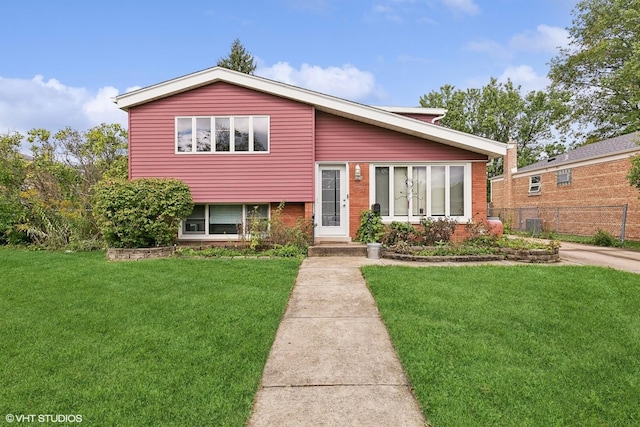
[183,205,205,234]
[245,204,269,236]
[431,166,445,216]
[177,118,192,152]
[450,166,465,216]
[394,167,408,216]
[215,118,230,152]
[321,170,341,226]
[209,205,242,235]
[234,117,249,151]
[196,118,211,152]
[253,117,269,152]
[412,166,427,216]
[375,167,390,216]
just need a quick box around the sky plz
[0,0,578,139]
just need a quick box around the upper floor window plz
[372,164,470,221]
[557,169,572,186]
[529,175,541,194]
[176,116,269,154]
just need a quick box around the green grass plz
[0,248,300,426]
[363,265,640,426]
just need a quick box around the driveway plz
[559,241,640,274]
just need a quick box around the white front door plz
[316,164,349,238]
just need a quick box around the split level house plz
[114,67,506,243]
[490,133,640,241]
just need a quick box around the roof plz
[519,132,640,172]
[114,67,506,159]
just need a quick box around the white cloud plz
[371,4,402,22]
[0,75,127,135]
[257,62,378,101]
[499,65,550,92]
[441,0,480,15]
[509,24,570,54]
[465,40,511,59]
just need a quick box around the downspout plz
[431,110,447,124]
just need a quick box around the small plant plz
[356,209,384,243]
[592,229,622,247]
[267,202,313,250]
[382,221,417,246]
[245,205,270,250]
[464,218,497,244]
[420,217,457,245]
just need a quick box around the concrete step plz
[307,243,367,257]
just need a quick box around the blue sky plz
[0,0,577,136]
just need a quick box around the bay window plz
[372,164,471,221]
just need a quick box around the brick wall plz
[349,162,371,239]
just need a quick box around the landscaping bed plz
[382,243,559,263]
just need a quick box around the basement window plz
[557,169,572,186]
[528,175,541,195]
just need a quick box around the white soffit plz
[115,67,506,158]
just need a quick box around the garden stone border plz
[382,247,559,263]
[106,246,175,261]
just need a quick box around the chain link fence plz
[488,205,629,242]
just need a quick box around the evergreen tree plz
[216,39,257,74]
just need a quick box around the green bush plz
[93,178,193,248]
[420,217,457,245]
[266,202,313,250]
[382,221,417,246]
[592,229,622,247]
[356,210,384,243]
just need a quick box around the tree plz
[548,0,640,141]
[0,132,28,243]
[420,78,570,176]
[14,124,128,247]
[216,39,257,74]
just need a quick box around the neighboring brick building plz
[490,133,640,241]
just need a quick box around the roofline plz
[373,106,447,115]
[489,146,640,181]
[114,67,506,159]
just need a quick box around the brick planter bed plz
[382,247,559,263]
[106,246,175,261]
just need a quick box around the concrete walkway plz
[247,256,426,426]
[559,241,640,274]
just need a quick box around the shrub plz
[93,178,193,248]
[267,202,313,250]
[356,210,384,243]
[464,218,498,246]
[592,229,621,247]
[382,221,417,246]
[419,217,457,245]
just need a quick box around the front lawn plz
[363,265,640,426]
[0,248,300,426]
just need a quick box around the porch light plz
[354,164,362,181]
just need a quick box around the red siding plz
[128,82,314,203]
[314,111,486,161]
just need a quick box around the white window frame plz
[529,175,541,194]
[175,116,270,154]
[557,169,571,186]
[178,203,270,240]
[369,163,472,223]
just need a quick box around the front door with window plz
[316,165,348,238]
